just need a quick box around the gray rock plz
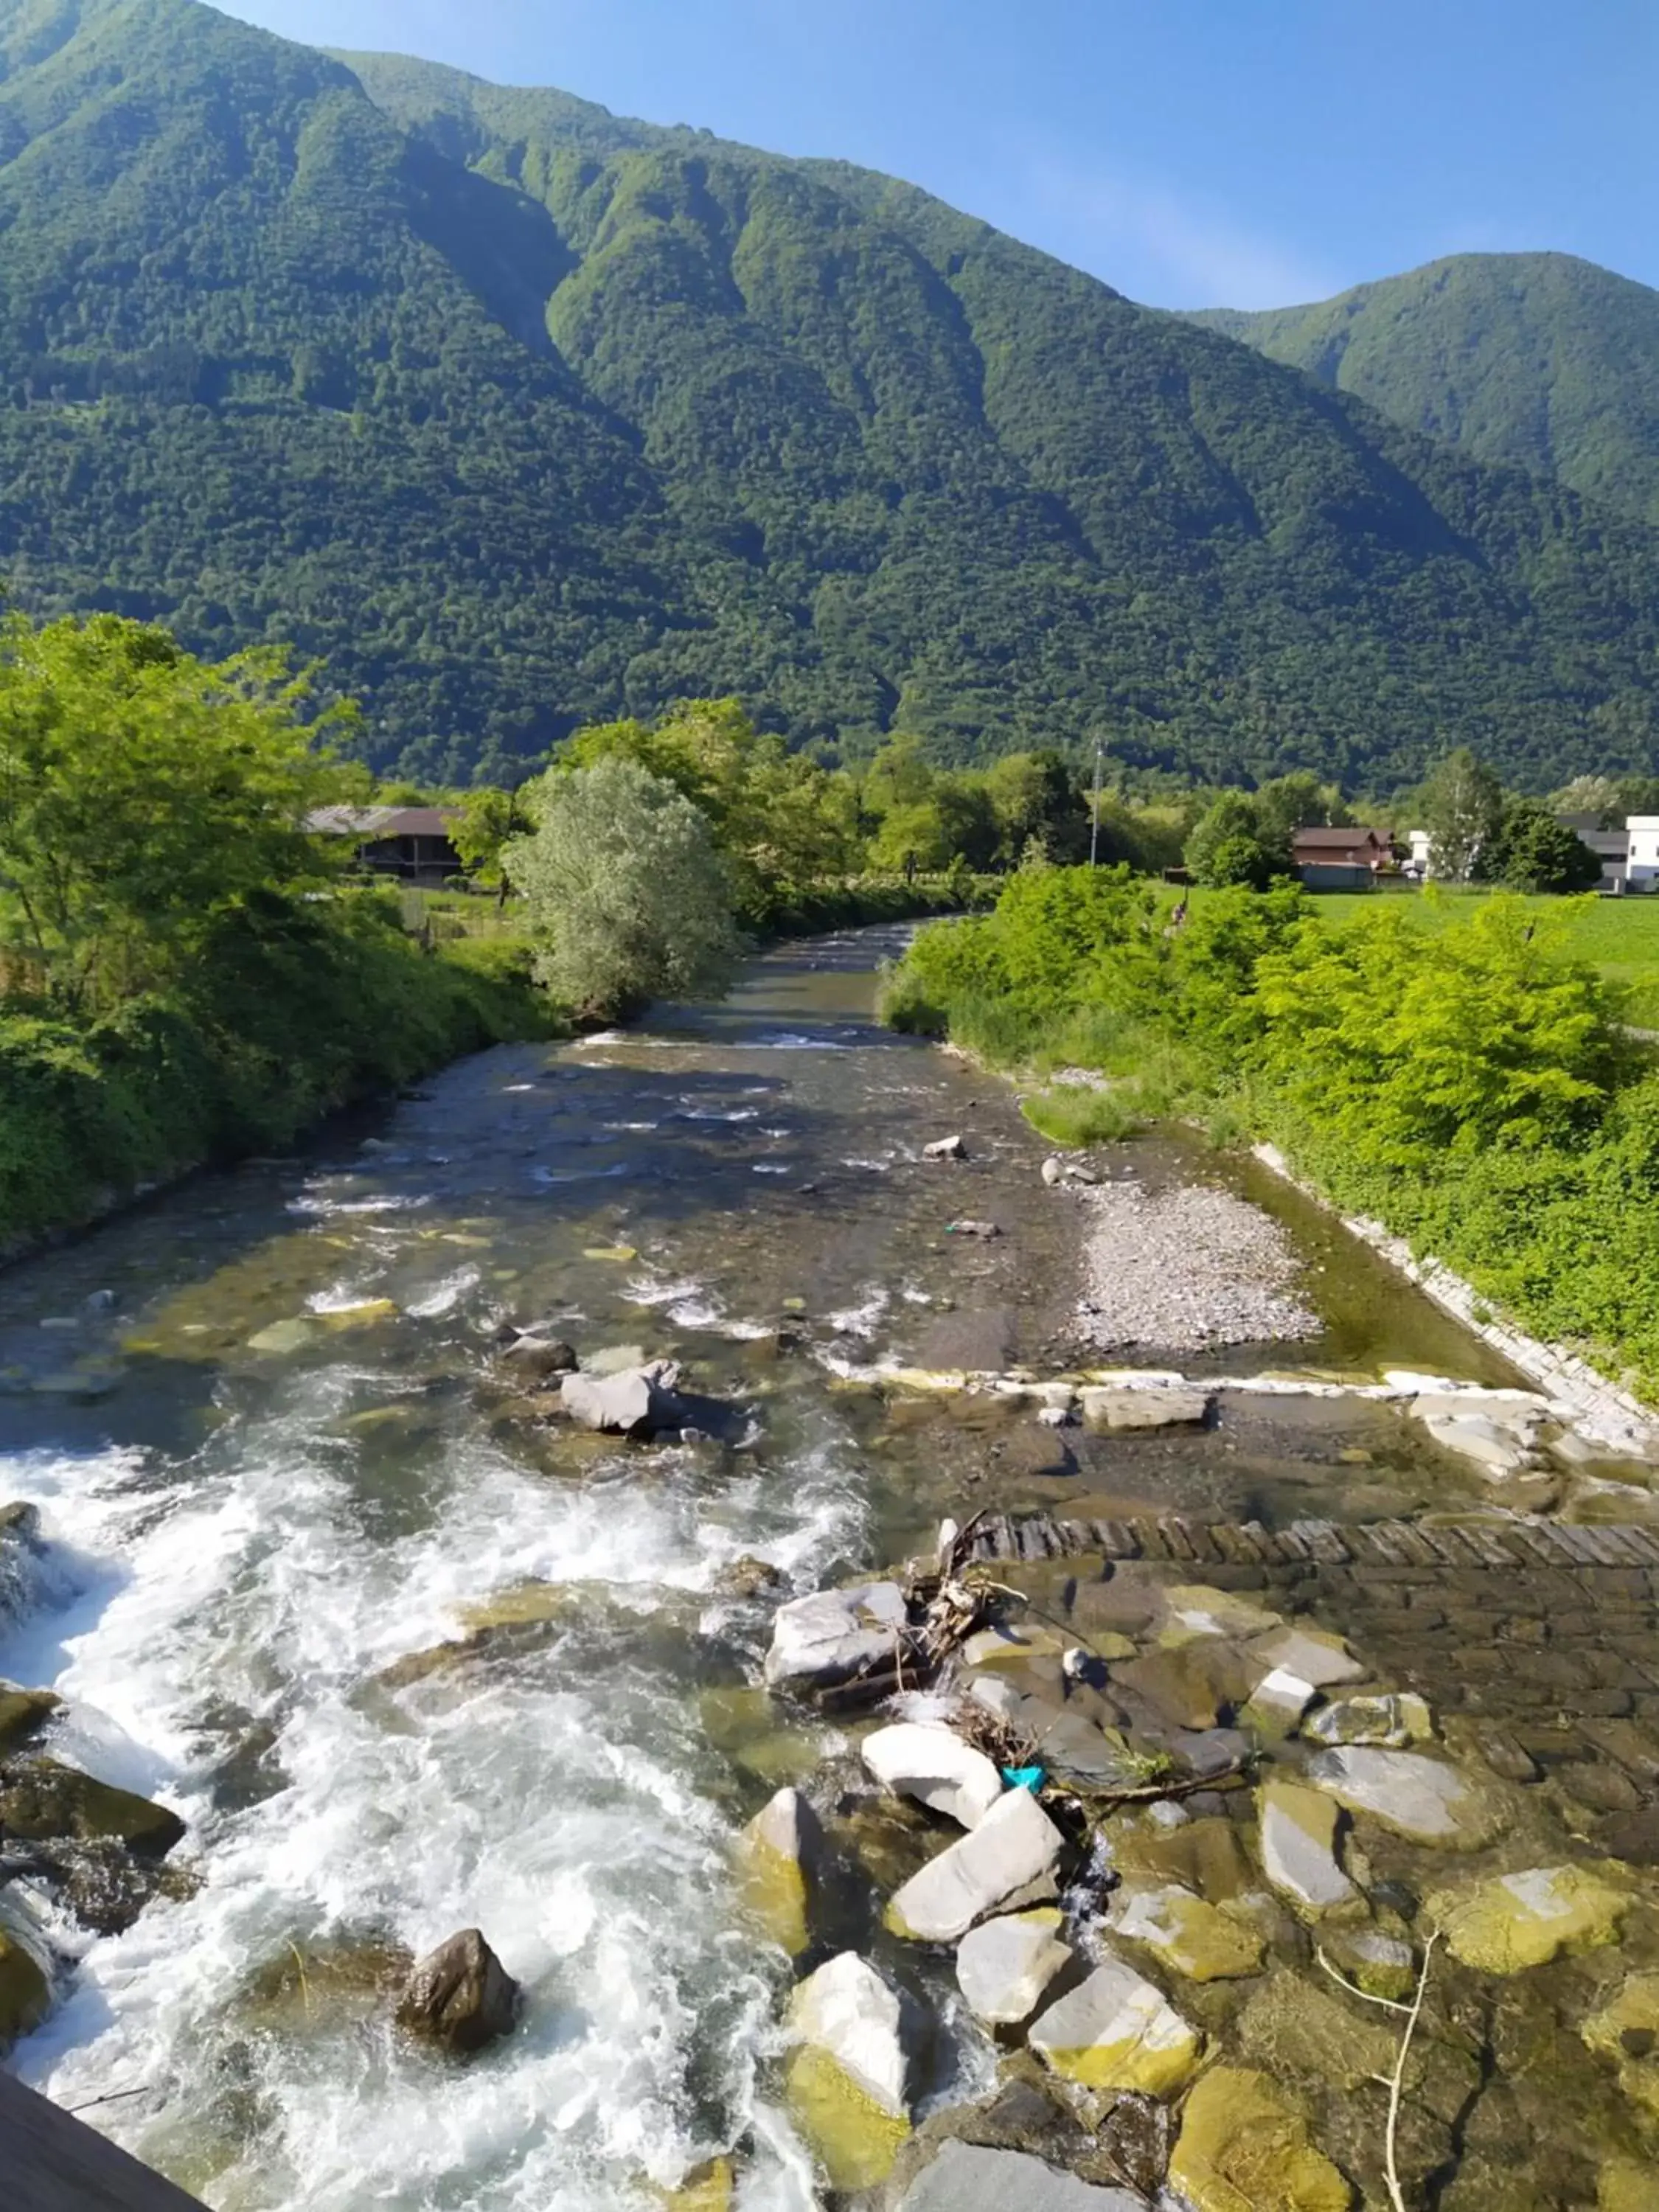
[395,1929,519,2053]
[897,2141,1147,2212]
[764,1582,909,1692]
[1422,1411,1543,1476]
[558,1360,684,1437]
[863,1722,1005,1829]
[787,1950,912,2118]
[1041,1156,1065,1187]
[886,1785,1065,1942]
[1028,1957,1202,2096]
[924,1135,967,1161]
[1307,1746,1496,1847]
[1305,1694,1433,1750]
[498,1336,577,1382]
[1258,1782,1360,1916]
[947,1220,1002,1239]
[1079,1387,1211,1433]
[956,1910,1073,2026]
[1245,1624,1365,1690]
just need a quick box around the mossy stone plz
[0,1685,60,1753]
[1582,1970,1659,2117]
[662,2157,734,2212]
[1237,1972,1404,2094]
[0,1757,185,1856]
[1169,2067,1352,2212]
[1600,2156,1659,2212]
[0,1932,49,2050]
[1107,1880,1265,1982]
[784,2044,910,2192]
[1429,1865,1631,1974]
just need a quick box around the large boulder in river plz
[498,1335,577,1383]
[0,1683,60,1753]
[1305,1747,1498,1848]
[785,1951,915,2191]
[1167,2066,1352,2211]
[1029,1956,1202,2097]
[395,1929,520,2053]
[897,2141,1146,2212]
[885,1786,1065,1942]
[737,1786,823,1956]
[0,1757,184,1857]
[764,1581,909,1693]
[862,1722,1004,1829]
[559,1360,685,1438]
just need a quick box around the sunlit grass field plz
[1189,885,1659,1026]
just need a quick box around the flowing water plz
[0,928,1515,2209]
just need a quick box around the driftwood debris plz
[810,1513,996,1713]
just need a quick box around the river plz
[0,927,1526,2209]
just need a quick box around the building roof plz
[306,805,458,839]
[1291,824,1390,850]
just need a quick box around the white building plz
[1628,818,1659,891]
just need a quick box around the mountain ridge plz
[0,0,1652,787]
[1186,251,1659,529]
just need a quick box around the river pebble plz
[1075,1179,1318,1351]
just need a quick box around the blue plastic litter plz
[1002,1765,1046,1793]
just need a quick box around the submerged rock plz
[863,1722,1004,1829]
[764,1581,908,1693]
[395,1928,519,2053]
[1317,1924,1418,2003]
[1581,1970,1659,2118]
[885,1786,1064,1942]
[1305,1694,1434,1750]
[956,1910,1074,2027]
[924,1135,967,1161]
[1428,1864,1631,1973]
[785,1952,914,2191]
[1258,1782,1362,1919]
[1246,1624,1365,1691]
[1029,1956,1202,2097]
[897,2140,1145,2212]
[1105,1880,1265,1982]
[1236,1972,1402,2095]
[1306,1747,1496,1848]
[1168,2066,1352,2211]
[737,1786,823,1958]
[0,1757,184,1857]
[497,1335,578,1382]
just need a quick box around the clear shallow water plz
[0,928,1503,2208]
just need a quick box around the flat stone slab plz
[1427,1865,1632,1972]
[956,1910,1073,2026]
[1080,1386,1212,1432]
[1306,1747,1497,1848]
[897,2141,1147,2212]
[1029,1956,1202,2096]
[1305,1694,1433,1750]
[886,1787,1065,1943]
[1245,1624,1365,1690]
[1105,1880,1265,1981]
[765,1582,908,1691]
[863,1722,1004,1829]
[1258,1782,1361,1917]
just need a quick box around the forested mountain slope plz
[1190,253,1659,531]
[0,0,1656,786]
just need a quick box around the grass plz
[1185,884,1659,1026]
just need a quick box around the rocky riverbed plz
[0,925,1655,2210]
[1074,1178,1320,1354]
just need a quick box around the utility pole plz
[1090,737,1105,866]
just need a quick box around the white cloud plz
[1023,158,1340,310]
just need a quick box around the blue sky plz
[219,0,1658,309]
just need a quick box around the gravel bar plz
[1076,1177,1319,1352]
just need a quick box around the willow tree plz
[506,755,738,1018]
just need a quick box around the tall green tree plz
[1488,801,1604,894]
[0,615,344,1009]
[1419,748,1505,881]
[1184,793,1293,890]
[506,756,738,1018]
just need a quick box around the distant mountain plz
[1189,253,1659,529]
[0,3,1655,786]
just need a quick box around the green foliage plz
[1418,747,1506,882]
[0,614,347,1008]
[1190,251,1659,529]
[1184,793,1293,889]
[1487,800,1604,894]
[0,10,1656,785]
[507,754,740,1018]
[883,863,1659,1394]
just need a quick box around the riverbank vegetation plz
[883,869,1659,1395]
[0,614,552,1249]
